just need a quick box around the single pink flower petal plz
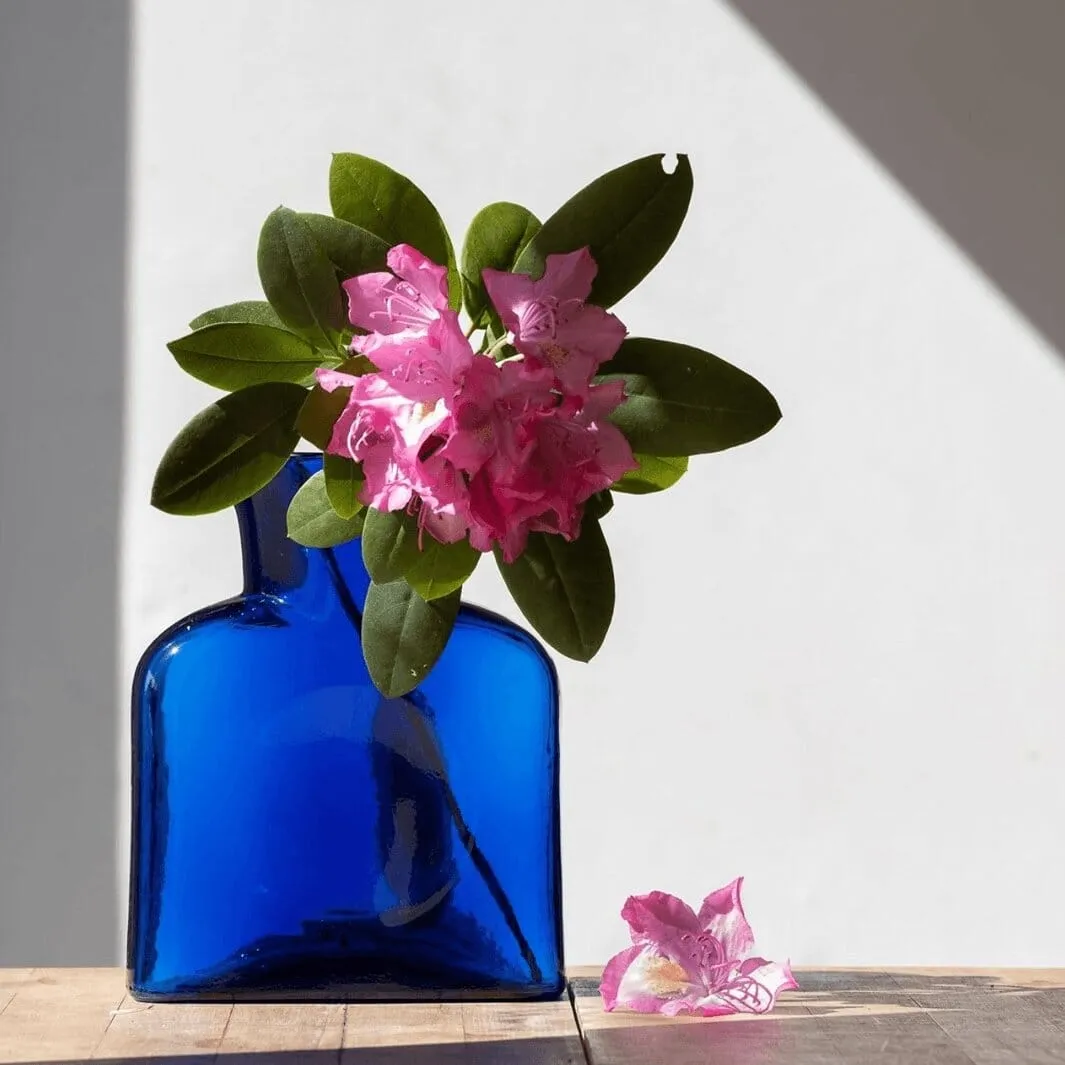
[714,957,798,1015]
[315,368,362,393]
[539,247,597,303]
[386,243,450,310]
[698,877,755,959]
[603,946,703,1015]
[622,891,701,946]
[481,267,535,337]
[600,945,646,1012]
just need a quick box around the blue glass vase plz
[128,453,564,1001]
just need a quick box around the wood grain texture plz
[3,969,1065,1064]
[0,970,584,1064]
[571,967,1065,1065]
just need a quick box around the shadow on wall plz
[727,0,1065,359]
[0,1,129,963]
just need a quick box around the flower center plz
[540,342,569,369]
[382,280,437,329]
[642,956,691,997]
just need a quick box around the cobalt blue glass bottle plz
[128,453,564,1001]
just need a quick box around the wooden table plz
[2,967,1064,1063]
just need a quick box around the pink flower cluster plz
[601,878,797,1017]
[317,244,636,561]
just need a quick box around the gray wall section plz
[0,0,129,963]
[728,0,1065,358]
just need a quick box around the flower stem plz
[321,547,543,986]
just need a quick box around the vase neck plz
[236,453,370,603]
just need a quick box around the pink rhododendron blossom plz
[320,245,636,556]
[343,243,449,348]
[482,248,627,394]
[601,878,797,1017]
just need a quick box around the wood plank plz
[890,972,1065,1064]
[219,1002,345,1062]
[460,1000,586,1063]
[0,969,126,1063]
[91,994,232,1062]
[573,967,1065,1065]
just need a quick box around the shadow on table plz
[17,1037,586,1065]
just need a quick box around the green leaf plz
[362,580,460,697]
[461,202,540,324]
[329,153,459,309]
[324,454,364,518]
[514,153,693,309]
[495,516,614,661]
[295,355,373,449]
[151,382,306,515]
[361,507,422,583]
[299,212,390,280]
[585,489,614,520]
[598,337,781,456]
[614,454,689,494]
[286,471,365,548]
[258,206,345,347]
[189,300,285,330]
[167,323,327,391]
[406,538,481,601]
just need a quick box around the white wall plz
[124,0,1065,968]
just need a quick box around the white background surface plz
[5,0,1065,967]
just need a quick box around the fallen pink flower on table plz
[601,877,797,1017]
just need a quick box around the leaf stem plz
[321,547,544,986]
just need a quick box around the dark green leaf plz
[599,337,781,456]
[167,323,327,390]
[151,382,306,515]
[324,454,364,518]
[329,153,459,309]
[295,355,372,449]
[286,471,365,547]
[614,454,689,494]
[495,516,614,661]
[461,202,540,324]
[299,212,390,281]
[189,300,285,330]
[258,206,345,347]
[514,153,693,308]
[361,507,421,583]
[362,580,460,697]
[406,538,481,600]
[585,489,614,520]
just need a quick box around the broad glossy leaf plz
[295,355,371,449]
[189,300,285,330]
[361,507,421,583]
[324,454,364,518]
[362,580,460,697]
[329,153,459,309]
[299,212,389,282]
[614,454,689,494]
[406,538,481,601]
[151,382,306,515]
[599,337,781,456]
[495,516,614,661]
[286,471,365,547]
[514,153,693,308]
[168,323,327,390]
[258,206,345,347]
[461,202,540,324]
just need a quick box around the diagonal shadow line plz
[726,0,1065,362]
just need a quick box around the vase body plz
[128,454,563,1001]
